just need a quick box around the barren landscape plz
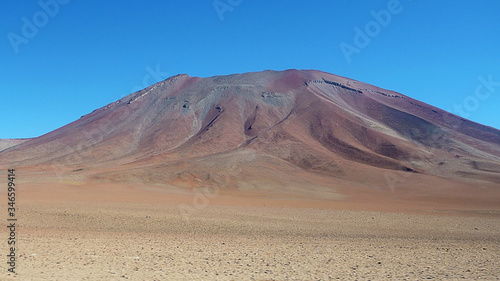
[1,183,499,280]
[1,69,499,280]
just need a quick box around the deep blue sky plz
[1,0,499,138]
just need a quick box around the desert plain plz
[0,179,499,281]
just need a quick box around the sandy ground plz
[1,183,500,280]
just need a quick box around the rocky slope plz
[1,69,499,199]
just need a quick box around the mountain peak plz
[1,69,499,204]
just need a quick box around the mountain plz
[1,69,499,208]
[0,138,31,151]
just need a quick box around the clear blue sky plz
[1,0,499,138]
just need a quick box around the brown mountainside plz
[1,69,499,207]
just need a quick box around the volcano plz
[2,69,500,210]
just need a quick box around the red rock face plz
[1,69,499,203]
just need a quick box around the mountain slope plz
[1,69,499,204]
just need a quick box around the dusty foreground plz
[1,184,500,280]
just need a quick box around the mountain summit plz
[2,69,499,207]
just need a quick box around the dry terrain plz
[1,69,500,280]
[1,182,499,280]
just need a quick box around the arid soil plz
[1,69,499,280]
[1,183,499,280]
